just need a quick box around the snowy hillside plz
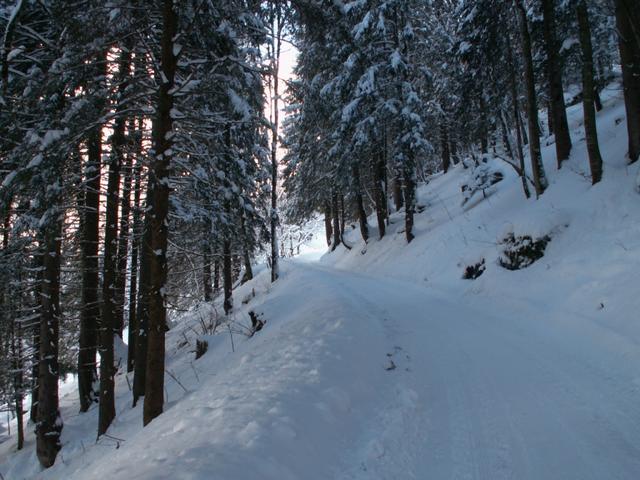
[2,83,640,479]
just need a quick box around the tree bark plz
[132,193,152,407]
[222,238,233,314]
[143,0,178,427]
[203,241,213,301]
[78,128,101,412]
[441,123,451,173]
[115,139,133,338]
[98,113,122,437]
[269,0,284,283]
[541,0,572,168]
[331,192,341,251]
[36,223,62,468]
[352,164,369,243]
[507,42,532,199]
[373,150,386,239]
[616,0,640,163]
[403,166,416,243]
[127,126,143,374]
[577,1,603,184]
[213,259,220,293]
[323,200,332,246]
[515,0,548,196]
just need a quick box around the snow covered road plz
[299,262,640,480]
[4,259,640,480]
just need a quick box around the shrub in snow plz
[461,156,504,206]
[462,258,486,279]
[498,233,550,270]
[195,340,209,360]
[248,311,265,337]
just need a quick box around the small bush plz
[463,259,486,279]
[195,339,208,360]
[461,158,504,205]
[498,233,550,270]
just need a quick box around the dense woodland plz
[0,0,638,471]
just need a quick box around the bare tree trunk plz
[339,195,346,237]
[3,211,24,450]
[352,164,369,243]
[203,241,213,301]
[373,151,386,239]
[98,116,122,437]
[331,192,341,251]
[36,222,62,468]
[127,127,143,374]
[324,200,333,246]
[143,0,178,427]
[577,1,603,184]
[541,0,572,168]
[30,263,40,423]
[115,137,134,338]
[616,0,640,163]
[269,0,284,283]
[11,307,24,450]
[222,238,233,314]
[441,123,451,173]
[403,166,416,243]
[213,259,220,293]
[78,127,101,412]
[242,250,253,284]
[507,44,532,199]
[132,194,152,407]
[515,0,548,196]
[392,171,403,211]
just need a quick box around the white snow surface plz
[2,83,640,479]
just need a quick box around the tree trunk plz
[339,195,346,236]
[331,192,341,251]
[373,151,386,239]
[507,43,532,199]
[450,135,458,165]
[352,164,369,243]
[323,201,332,246]
[143,0,178,427]
[11,305,24,450]
[616,0,640,163]
[213,259,220,292]
[515,0,548,196]
[30,269,40,424]
[403,166,416,243]
[132,194,152,407]
[240,212,253,284]
[541,0,572,168]
[577,1,603,184]
[203,241,213,301]
[441,123,451,173]
[242,250,253,284]
[222,238,233,314]
[127,131,143,374]
[36,223,62,468]
[115,141,133,338]
[4,213,24,450]
[269,1,283,284]
[78,128,101,413]
[392,171,403,211]
[98,115,122,437]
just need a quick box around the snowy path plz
[298,262,640,480]
[4,259,640,480]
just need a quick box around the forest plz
[1,0,639,477]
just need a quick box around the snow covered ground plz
[1,82,640,479]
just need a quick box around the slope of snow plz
[2,82,640,479]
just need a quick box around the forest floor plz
[2,82,640,479]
